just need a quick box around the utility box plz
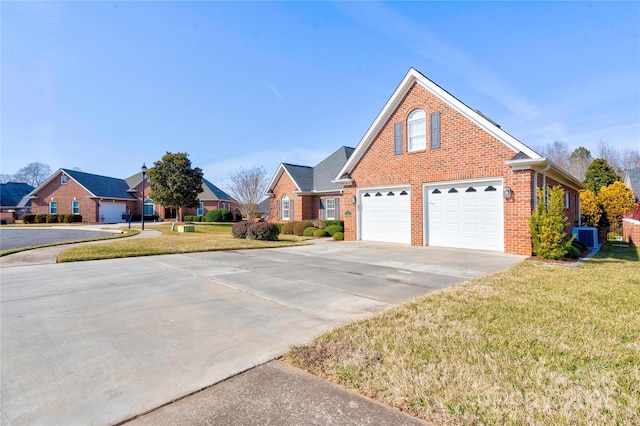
[177,225,195,233]
[572,227,600,249]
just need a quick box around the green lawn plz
[57,223,308,262]
[284,243,640,425]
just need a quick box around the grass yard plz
[284,244,640,425]
[57,223,308,262]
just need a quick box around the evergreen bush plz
[247,222,280,241]
[313,229,329,237]
[204,208,233,222]
[293,221,313,236]
[303,227,318,237]
[332,231,344,241]
[281,221,296,234]
[528,186,574,260]
[324,224,344,236]
[231,221,251,238]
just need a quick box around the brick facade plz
[342,80,582,256]
[622,219,640,246]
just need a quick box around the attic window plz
[465,187,476,192]
[448,188,458,193]
[61,175,68,185]
[432,189,441,194]
[485,186,497,192]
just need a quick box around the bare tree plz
[597,140,640,174]
[225,166,269,221]
[622,149,640,171]
[0,174,13,183]
[539,140,570,170]
[11,162,52,187]
[567,146,592,181]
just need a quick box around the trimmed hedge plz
[324,224,344,236]
[294,221,314,236]
[232,221,280,241]
[313,229,329,237]
[303,227,318,237]
[184,215,203,222]
[131,214,160,222]
[332,231,344,241]
[204,208,233,222]
[281,221,296,235]
[323,220,344,227]
[23,214,82,224]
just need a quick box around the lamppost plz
[141,163,147,231]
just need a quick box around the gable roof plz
[334,68,583,190]
[256,197,270,214]
[200,178,234,202]
[29,169,138,200]
[0,182,34,207]
[624,168,640,200]
[267,146,355,194]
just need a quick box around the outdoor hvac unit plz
[572,227,600,249]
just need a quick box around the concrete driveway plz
[0,228,119,250]
[0,242,523,425]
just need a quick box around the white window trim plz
[282,195,290,220]
[61,175,68,185]
[407,109,426,152]
[565,191,570,209]
[49,200,57,214]
[72,200,79,214]
[326,198,336,220]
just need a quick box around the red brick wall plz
[30,172,138,223]
[345,82,537,255]
[623,219,640,246]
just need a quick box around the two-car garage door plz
[359,180,504,251]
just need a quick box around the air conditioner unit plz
[572,227,600,249]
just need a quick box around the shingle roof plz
[63,169,137,200]
[625,168,640,199]
[0,182,34,207]
[201,178,234,201]
[256,198,270,214]
[282,164,314,191]
[312,146,355,191]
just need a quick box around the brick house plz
[29,168,236,223]
[266,146,354,222]
[623,168,640,220]
[28,169,138,222]
[0,182,34,223]
[333,68,584,256]
[125,173,237,221]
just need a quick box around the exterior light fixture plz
[141,163,147,230]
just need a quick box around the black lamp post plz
[141,163,147,231]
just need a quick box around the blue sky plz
[2,1,639,187]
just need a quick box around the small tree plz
[148,152,203,222]
[579,189,603,228]
[11,162,52,186]
[528,186,574,260]
[598,182,637,234]
[584,158,619,193]
[225,166,268,222]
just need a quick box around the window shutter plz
[394,121,402,154]
[319,199,325,220]
[276,200,281,220]
[430,112,441,149]
[335,199,340,219]
[290,199,294,220]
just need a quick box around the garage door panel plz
[99,203,126,223]
[360,188,411,245]
[426,181,503,252]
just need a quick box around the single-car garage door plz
[359,187,411,244]
[99,202,126,223]
[425,180,504,251]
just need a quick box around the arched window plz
[143,198,154,216]
[407,109,426,151]
[282,194,290,220]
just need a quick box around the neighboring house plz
[333,68,584,256]
[266,146,355,222]
[256,198,270,219]
[28,169,138,222]
[623,168,640,219]
[0,182,34,223]
[124,173,237,221]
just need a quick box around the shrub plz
[23,214,35,224]
[232,221,251,239]
[324,224,344,236]
[204,208,233,222]
[332,231,344,241]
[194,216,202,222]
[281,221,296,235]
[303,227,318,237]
[247,222,280,241]
[565,245,582,259]
[35,214,47,223]
[275,223,284,233]
[294,221,313,236]
[571,239,588,254]
[131,214,160,222]
[312,220,326,229]
[313,229,329,237]
[71,214,82,223]
[46,214,58,223]
[528,186,574,260]
[184,215,194,222]
[323,220,344,228]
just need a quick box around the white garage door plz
[426,180,504,251]
[360,187,411,244]
[99,203,126,223]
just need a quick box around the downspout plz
[532,161,551,208]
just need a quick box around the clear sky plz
[2,1,639,187]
